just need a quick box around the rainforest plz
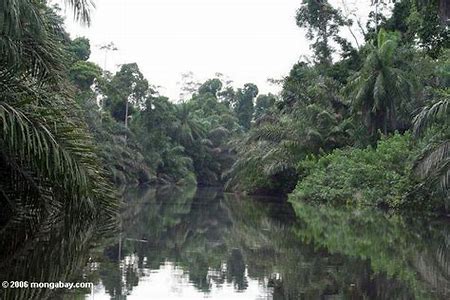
[0,0,448,299]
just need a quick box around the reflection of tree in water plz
[224,194,449,299]
[226,248,248,290]
[160,187,233,292]
[83,186,448,300]
[98,261,122,298]
[290,202,450,299]
[0,207,116,299]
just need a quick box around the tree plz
[0,0,117,241]
[198,78,223,96]
[254,94,277,120]
[68,37,91,61]
[409,0,449,58]
[382,0,449,58]
[69,61,102,90]
[412,55,449,198]
[235,83,258,130]
[296,0,350,66]
[180,80,240,185]
[226,72,352,194]
[413,98,449,196]
[345,29,414,137]
[102,63,150,125]
[172,102,207,145]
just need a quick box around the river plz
[0,186,448,299]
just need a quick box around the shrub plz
[289,133,418,208]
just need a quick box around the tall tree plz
[198,78,223,96]
[235,83,258,130]
[102,63,150,125]
[69,61,102,90]
[383,0,449,58]
[296,0,350,66]
[172,102,207,145]
[413,98,449,196]
[254,94,277,120]
[412,55,449,197]
[68,37,91,61]
[0,0,117,236]
[345,29,414,136]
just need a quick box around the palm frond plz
[247,123,293,143]
[415,141,449,176]
[414,140,449,193]
[0,1,67,84]
[64,0,95,25]
[413,99,449,136]
[0,102,89,196]
[378,33,399,63]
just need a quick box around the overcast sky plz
[62,0,376,100]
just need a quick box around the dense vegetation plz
[0,0,117,239]
[0,0,448,231]
[228,1,449,212]
[0,1,448,299]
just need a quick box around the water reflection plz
[290,202,450,299]
[0,201,116,299]
[1,186,448,299]
[83,187,448,299]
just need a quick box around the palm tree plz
[346,29,414,136]
[412,98,449,196]
[0,0,117,234]
[225,102,351,192]
[172,103,207,145]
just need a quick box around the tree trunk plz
[124,99,129,145]
[124,100,129,128]
[438,0,449,23]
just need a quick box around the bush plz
[289,133,419,208]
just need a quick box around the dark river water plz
[1,186,449,299]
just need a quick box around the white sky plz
[61,0,377,100]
